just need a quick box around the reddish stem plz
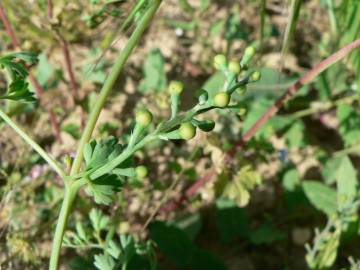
[0,1,62,142]
[47,0,78,99]
[161,38,360,213]
[47,0,53,19]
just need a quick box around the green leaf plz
[149,221,195,267]
[249,223,285,244]
[322,157,343,184]
[170,213,202,241]
[336,156,358,200]
[0,77,36,103]
[0,52,38,103]
[89,209,110,232]
[85,174,124,205]
[62,123,81,139]
[215,198,250,243]
[337,104,360,147]
[282,168,300,191]
[94,253,115,270]
[75,222,90,243]
[190,249,227,270]
[285,120,305,148]
[84,137,123,171]
[36,53,55,87]
[303,181,337,216]
[139,48,167,93]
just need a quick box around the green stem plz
[49,179,86,270]
[70,0,163,176]
[0,108,65,178]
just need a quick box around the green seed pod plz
[168,80,184,95]
[250,71,261,82]
[213,54,227,70]
[214,92,230,107]
[228,61,241,74]
[135,165,148,178]
[135,109,153,127]
[179,122,196,140]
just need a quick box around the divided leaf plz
[83,137,134,205]
[0,52,38,103]
[94,253,115,270]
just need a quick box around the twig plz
[0,1,62,142]
[161,38,360,213]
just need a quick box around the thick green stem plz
[49,179,86,270]
[0,108,65,178]
[70,0,162,176]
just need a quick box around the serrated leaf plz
[84,137,123,170]
[76,222,90,243]
[85,174,124,205]
[0,52,38,103]
[107,240,121,259]
[303,181,337,216]
[94,253,115,270]
[89,209,110,232]
[0,77,36,103]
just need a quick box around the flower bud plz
[240,46,256,66]
[213,54,227,70]
[198,89,209,105]
[245,46,256,58]
[250,71,261,82]
[168,80,184,95]
[228,61,241,74]
[135,165,148,178]
[179,122,196,140]
[214,92,230,107]
[135,109,153,127]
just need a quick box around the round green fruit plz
[135,109,153,126]
[213,54,227,69]
[228,61,241,74]
[251,71,261,82]
[179,122,196,140]
[136,165,148,178]
[168,80,184,95]
[214,92,230,107]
